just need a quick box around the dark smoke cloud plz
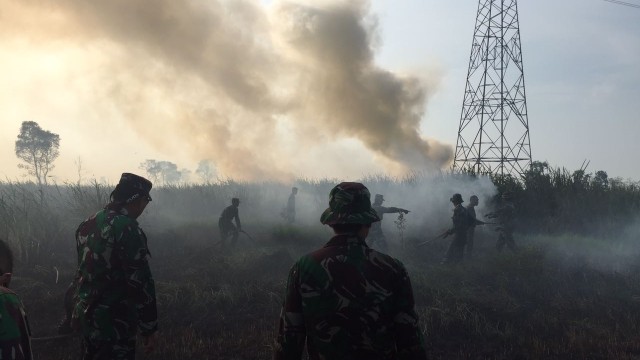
[0,0,452,180]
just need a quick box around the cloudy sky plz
[1,0,638,183]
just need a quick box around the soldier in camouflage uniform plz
[486,192,517,252]
[274,182,427,360]
[442,193,470,264]
[0,238,32,360]
[368,194,410,251]
[73,173,157,359]
[218,198,241,247]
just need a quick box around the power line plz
[603,0,640,9]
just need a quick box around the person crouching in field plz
[274,182,427,360]
[0,238,32,360]
[73,173,157,360]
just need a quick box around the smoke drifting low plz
[0,0,451,181]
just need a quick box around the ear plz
[0,273,12,287]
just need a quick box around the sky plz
[0,0,638,184]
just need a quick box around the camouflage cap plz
[450,193,464,203]
[112,173,153,204]
[320,182,381,225]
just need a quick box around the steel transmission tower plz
[453,0,532,176]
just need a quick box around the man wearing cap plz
[73,173,157,359]
[274,182,427,360]
[219,198,241,247]
[487,192,517,252]
[442,193,471,264]
[369,194,410,251]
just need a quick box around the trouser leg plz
[218,219,226,245]
[496,233,506,252]
[466,228,475,258]
[230,228,239,247]
[444,234,466,263]
[505,232,516,252]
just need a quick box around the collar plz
[104,203,135,219]
[324,234,369,248]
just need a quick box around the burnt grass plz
[14,224,640,360]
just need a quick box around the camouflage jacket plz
[0,287,32,360]
[74,205,157,341]
[274,234,427,360]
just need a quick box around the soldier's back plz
[293,235,419,359]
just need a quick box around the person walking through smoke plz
[282,187,298,223]
[73,173,157,359]
[0,238,32,360]
[274,182,427,359]
[219,197,242,247]
[369,193,410,251]
[441,193,471,264]
[486,191,517,252]
[465,195,486,258]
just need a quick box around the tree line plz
[12,121,640,235]
[13,121,217,185]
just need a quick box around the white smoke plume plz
[0,0,451,181]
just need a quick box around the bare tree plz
[14,121,60,186]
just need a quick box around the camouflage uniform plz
[443,194,470,264]
[219,199,241,246]
[274,182,427,360]
[369,194,409,252]
[73,174,157,359]
[0,287,32,360]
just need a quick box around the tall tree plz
[195,160,217,183]
[139,159,186,185]
[14,121,60,186]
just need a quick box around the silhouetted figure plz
[369,194,410,251]
[219,198,241,247]
[487,192,517,252]
[442,193,471,264]
[466,195,480,258]
[284,187,298,223]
